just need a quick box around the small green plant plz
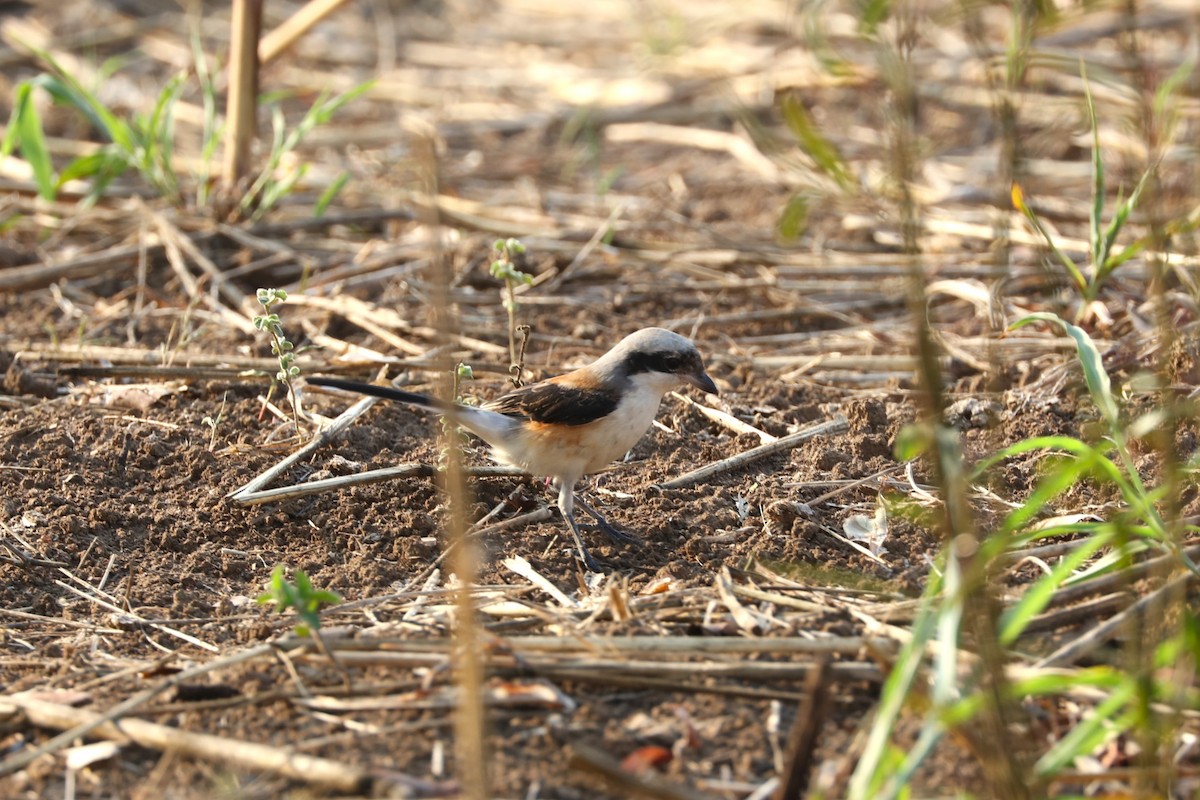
[0,39,370,217]
[1011,72,1153,315]
[994,313,1193,566]
[451,361,474,403]
[237,83,373,222]
[191,30,223,209]
[256,565,342,637]
[489,238,533,387]
[437,361,475,470]
[252,288,302,435]
[0,47,194,206]
[775,93,857,242]
[200,391,228,452]
[860,312,1200,798]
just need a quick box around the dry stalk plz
[654,416,847,490]
[412,121,490,798]
[0,693,380,793]
[0,642,283,777]
[223,0,261,186]
[259,0,354,64]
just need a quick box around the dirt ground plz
[2,0,1199,798]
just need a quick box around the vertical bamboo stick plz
[224,0,262,185]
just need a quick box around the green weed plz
[857,313,1199,797]
[1,40,371,218]
[252,288,302,435]
[1011,69,1165,314]
[1,49,189,206]
[489,238,534,387]
[237,82,373,222]
[256,565,342,638]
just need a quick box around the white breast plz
[488,374,675,484]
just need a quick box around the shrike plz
[308,327,718,571]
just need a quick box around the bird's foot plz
[562,508,611,572]
[574,493,642,546]
[576,549,607,573]
[592,517,641,546]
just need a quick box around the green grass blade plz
[1011,313,1118,425]
[33,64,134,154]
[998,451,1095,534]
[1095,166,1151,285]
[944,666,1124,727]
[242,82,373,219]
[191,26,220,206]
[314,171,349,217]
[253,163,308,221]
[799,1,853,75]
[856,0,890,35]
[781,93,853,190]
[869,553,966,799]
[1154,53,1196,121]
[1083,67,1106,275]
[998,526,1114,645]
[57,151,114,184]
[0,83,26,161]
[970,434,1115,481]
[12,82,56,199]
[848,568,945,799]
[143,72,186,200]
[1011,184,1088,293]
[777,193,809,242]
[57,147,130,206]
[1034,677,1136,775]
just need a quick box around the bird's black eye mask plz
[624,349,697,377]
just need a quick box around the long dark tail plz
[306,377,452,413]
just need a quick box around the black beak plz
[686,370,718,395]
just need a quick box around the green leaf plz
[254,163,308,221]
[141,72,186,200]
[970,434,1115,482]
[944,666,1124,727]
[1095,166,1151,282]
[1082,66,1106,276]
[1153,53,1196,122]
[777,194,809,242]
[1035,677,1137,775]
[0,86,24,163]
[12,83,56,199]
[314,171,350,217]
[1011,313,1117,426]
[856,0,890,34]
[781,94,853,191]
[998,452,1094,534]
[998,526,1113,645]
[1012,183,1088,293]
[893,421,932,462]
[57,150,120,184]
[312,589,342,605]
[33,66,133,153]
[848,566,945,799]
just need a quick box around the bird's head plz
[600,327,718,396]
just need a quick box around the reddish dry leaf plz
[620,745,673,774]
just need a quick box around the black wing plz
[486,379,619,426]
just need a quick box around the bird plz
[307,327,718,571]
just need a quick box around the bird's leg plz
[574,493,641,545]
[556,482,603,572]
